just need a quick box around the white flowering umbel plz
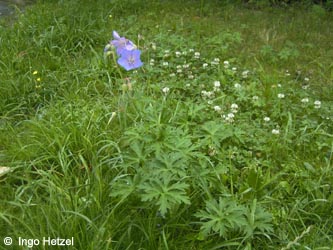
[223,113,235,123]
[264,117,270,122]
[162,87,170,94]
[314,100,321,109]
[214,105,222,113]
[213,58,220,64]
[234,83,241,89]
[231,103,239,113]
[242,70,249,78]
[201,90,215,99]
[213,81,221,92]
[223,60,229,69]
[164,50,170,57]
[277,93,285,99]
[301,98,309,103]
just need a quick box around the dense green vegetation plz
[0,0,332,249]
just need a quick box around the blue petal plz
[113,30,120,39]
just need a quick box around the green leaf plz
[110,174,142,199]
[139,174,190,217]
[244,199,273,238]
[195,197,247,238]
[199,121,233,147]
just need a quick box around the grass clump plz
[0,0,332,249]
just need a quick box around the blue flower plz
[105,31,143,71]
[111,30,136,56]
[117,49,143,71]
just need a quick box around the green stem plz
[110,50,123,79]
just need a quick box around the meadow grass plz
[0,0,332,249]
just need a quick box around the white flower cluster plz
[220,103,239,123]
[201,90,215,99]
[242,70,250,78]
[222,113,235,123]
[230,103,239,113]
[277,93,285,99]
[188,74,194,79]
[211,58,220,65]
[164,50,170,57]
[213,81,221,92]
[301,97,309,103]
[314,100,321,109]
[214,105,222,113]
[162,87,170,94]
[234,83,241,89]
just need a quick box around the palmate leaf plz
[138,174,190,217]
[195,197,247,238]
[146,152,188,178]
[244,199,273,238]
[198,121,234,147]
[110,174,142,200]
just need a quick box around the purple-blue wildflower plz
[117,49,143,71]
[111,30,136,56]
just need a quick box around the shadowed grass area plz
[0,0,332,249]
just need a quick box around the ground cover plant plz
[0,0,332,249]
